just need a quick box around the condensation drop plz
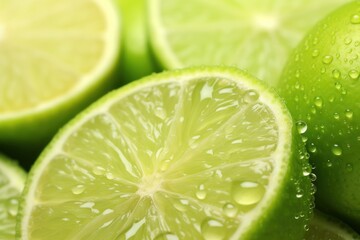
[231,181,265,206]
[93,166,106,176]
[351,14,360,24]
[244,90,259,103]
[346,163,353,172]
[322,55,333,64]
[332,144,342,156]
[345,109,353,119]
[313,97,323,108]
[307,143,317,153]
[154,233,179,240]
[312,49,319,57]
[349,69,359,80]
[201,219,226,240]
[196,184,207,200]
[333,112,340,120]
[222,203,238,218]
[296,121,307,134]
[72,184,85,195]
[332,69,341,79]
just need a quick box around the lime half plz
[147,0,350,85]
[306,210,360,240]
[0,0,121,147]
[19,67,312,239]
[0,155,26,239]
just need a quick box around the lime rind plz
[19,67,312,239]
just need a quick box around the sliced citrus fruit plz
[0,154,26,238]
[0,0,121,150]
[306,210,360,240]
[147,0,350,85]
[19,67,312,239]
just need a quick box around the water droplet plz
[309,173,317,182]
[7,198,18,217]
[312,49,319,57]
[335,82,342,90]
[304,224,310,231]
[160,160,171,172]
[154,233,179,240]
[345,109,353,119]
[196,184,207,200]
[201,219,226,240]
[349,69,359,80]
[333,112,340,120]
[326,160,333,167]
[332,144,342,156]
[174,199,189,212]
[351,14,360,24]
[332,69,341,79]
[231,180,265,206]
[346,163,353,172]
[303,165,312,177]
[296,189,304,198]
[314,97,323,108]
[295,70,300,78]
[244,90,259,103]
[344,37,352,45]
[106,172,114,180]
[307,143,317,153]
[222,203,238,218]
[296,121,307,134]
[72,184,85,195]
[322,55,333,64]
[312,37,319,45]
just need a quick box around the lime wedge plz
[19,67,312,239]
[0,0,121,146]
[147,0,350,85]
[306,210,360,240]
[0,154,26,239]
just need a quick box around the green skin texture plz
[116,0,158,84]
[278,1,360,231]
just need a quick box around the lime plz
[0,0,121,152]
[0,154,26,239]
[305,210,360,240]
[147,0,350,86]
[277,1,360,230]
[116,0,158,83]
[18,67,312,239]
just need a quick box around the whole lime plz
[278,1,360,230]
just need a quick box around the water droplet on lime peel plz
[201,219,226,240]
[313,97,323,108]
[302,165,312,177]
[349,69,359,80]
[345,109,353,119]
[322,55,333,64]
[332,69,341,79]
[296,121,307,134]
[333,112,340,120]
[312,49,319,57]
[307,143,317,153]
[231,181,265,206]
[351,14,360,24]
[346,163,353,172]
[7,198,19,217]
[222,203,238,218]
[332,144,342,156]
[344,37,352,45]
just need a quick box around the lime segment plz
[19,67,312,239]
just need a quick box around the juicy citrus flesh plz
[0,155,26,238]
[148,0,350,85]
[0,0,119,117]
[20,68,308,239]
[305,210,360,240]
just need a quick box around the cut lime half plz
[147,0,350,85]
[0,0,121,147]
[0,155,26,239]
[19,67,312,239]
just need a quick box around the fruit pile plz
[0,0,359,239]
